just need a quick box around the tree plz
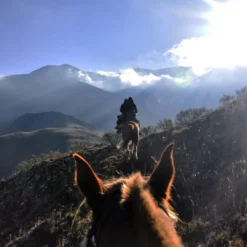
[103,131,122,146]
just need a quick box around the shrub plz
[175,108,209,126]
[236,86,247,99]
[102,131,122,146]
[156,119,174,132]
[141,126,157,137]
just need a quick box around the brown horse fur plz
[72,143,183,247]
[121,120,139,160]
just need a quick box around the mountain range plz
[1,64,247,130]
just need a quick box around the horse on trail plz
[72,142,184,247]
[121,120,139,160]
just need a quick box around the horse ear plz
[72,153,104,213]
[148,143,176,200]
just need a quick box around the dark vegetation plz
[1,86,247,246]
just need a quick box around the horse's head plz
[72,143,183,247]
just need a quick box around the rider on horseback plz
[115,97,140,133]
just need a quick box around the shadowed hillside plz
[0,111,95,135]
[1,86,247,246]
[0,127,104,179]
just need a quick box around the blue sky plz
[0,0,212,75]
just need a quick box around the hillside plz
[0,111,95,135]
[0,127,104,179]
[1,91,247,246]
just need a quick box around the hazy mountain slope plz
[1,64,247,130]
[0,64,80,107]
[0,127,104,178]
[0,111,95,135]
[0,65,112,126]
[0,64,201,129]
[79,66,247,129]
[93,79,230,130]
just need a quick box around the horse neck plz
[126,182,182,246]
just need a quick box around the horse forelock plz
[114,173,182,246]
[101,173,179,222]
[76,169,179,222]
[80,172,182,246]
[119,173,178,221]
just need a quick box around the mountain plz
[0,64,112,127]
[1,64,247,130]
[0,111,95,135]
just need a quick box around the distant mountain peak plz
[29,64,80,75]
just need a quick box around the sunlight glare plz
[171,0,247,76]
[204,0,247,68]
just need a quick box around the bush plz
[141,126,157,137]
[236,86,247,99]
[156,119,173,132]
[219,94,235,106]
[102,131,122,146]
[175,108,209,126]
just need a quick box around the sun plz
[167,0,247,76]
[203,0,247,68]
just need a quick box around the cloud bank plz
[74,67,195,92]
[76,68,165,91]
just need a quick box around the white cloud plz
[73,48,199,91]
[0,75,5,80]
[96,71,119,77]
[119,68,160,86]
[77,71,93,84]
[74,67,179,92]
[164,37,213,75]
